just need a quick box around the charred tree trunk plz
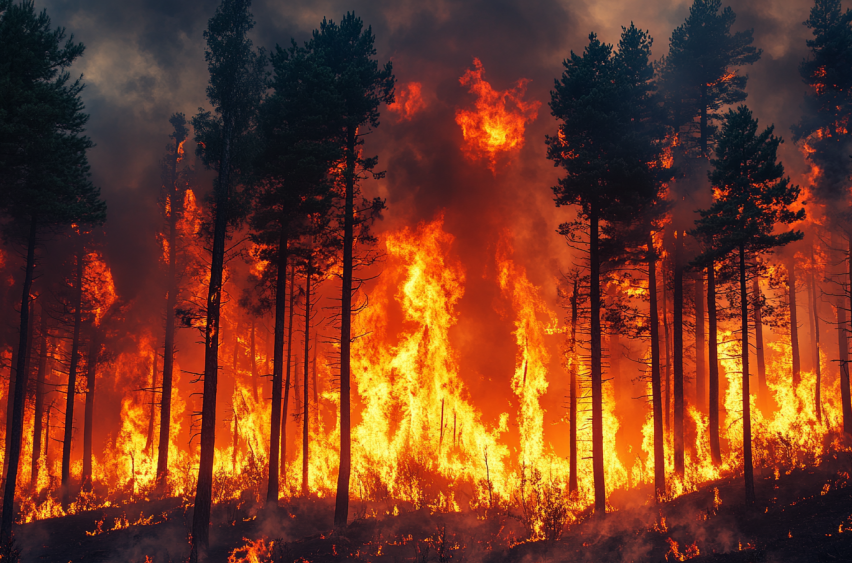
[30,306,49,488]
[2,344,17,484]
[663,266,671,434]
[280,263,296,482]
[788,259,801,390]
[589,205,606,516]
[739,244,755,505]
[146,350,158,456]
[250,318,258,402]
[61,242,85,504]
[673,232,684,478]
[0,215,37,541]
[695,274,706,408]
[753,274,768,414]
[334,125,357,528]
[157,131,181,488]
[266,231,287,505]
[839,235,852,436]
[649,234,665,501]
[190,114,232,562]
[81,327,102,491]
[302,255,312,497]
[708,264,721,465]
[567,276,579,494]
[808,270,822,423]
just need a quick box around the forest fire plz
[2,0,852,562]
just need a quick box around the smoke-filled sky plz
[35,0,815,428]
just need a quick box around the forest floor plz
[13,451,852,562]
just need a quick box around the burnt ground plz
[12,452,852,562]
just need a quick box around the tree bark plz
[266,231,287,505]
[739,244,755,505]
[190,114,232,562]
[589,205,606,516]
[695,274,706,408]
[673,231,684,477]
[838,234,852,436]
[788,259,801,390]
[280,264,296,483]
[30,305,49,488]
[753,274,768,414]
[708,264,721,465]
[808,270,822,424]
[663,266,671,434]
[61,241,85,504]
[146,350,158,456]
[302,255,312,497]
[0,215,37,542]
[567,276,579,494]
[81,327,102,491]
[334,125,356,528]
[649,234,665,501]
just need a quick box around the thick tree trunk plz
[673,232,684,477]
[30,306,49,488]
[739,244,755,505]
[788,259,801,390]
[708,264,721,465]
[808,270,822,424]
[280,264,296,482]
[266,231,287,505]
[190,117,232,562]
[334,125,356,528]
[302,256,312,497]
[567,276,579,494]
[81,328,102,491]
[649,235,665,500]
[753,275,768,414]
[61,242,85,504]
[589,206,606,516]
[157,133,181,488]
[0,215,37,542]
[695,274,706,408]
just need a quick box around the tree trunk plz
[788,258,801,390]
[157,132,181,487]
[146,350,158,456]
[2,344,17,485]
[708,264,721,465]
[839,234,852,436]
[753,274,768,414]
[250,318,258,402]
[334,125,357,528]
[302,255,312,497]
[266,231,287,506]
[280,263,296,483]
[567,276,579,494]
[673,231,684,477]
[649,234,665,500]
[0,215,37,542]
[589,205,606,516]
[30,305,49,488]
[695,274,706,409]
[190,115,232,562]
[81,327,102,491]
[739,244,755,505]
[700,83,708,156]
[61,241,85,504]
[663,267,671,434]
[808,270,822,424]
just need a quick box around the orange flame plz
[388,81,426,122]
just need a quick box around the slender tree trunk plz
[589,205,606,516]
[81,327,101,491]
[30,306,49,488]
[708,264,721,465]
[700,84,708,156]
[739,244,755,505]
[788,258,801,390]
[673,231,684,477]
[695,274,706,408]
[334,125,356,528]
[280,263,296,482]
[567,276,579,494]
[649,235,665,500]
[190,116,233,562]
[663,269,671,433]
[61,242,85,504]
[2,345,17,484]
[266,231,287,506]
[250,318,258,402]
[302,256,312,497]
[231,407,238,472]
[0,215,37,542]
[157,133,181,487]
[809,270,822,424]
[839,235,852,436]
[146,350,158,456]
[753,274,768,414]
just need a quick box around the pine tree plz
[190,0,265,557]
[693,106,804,505]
